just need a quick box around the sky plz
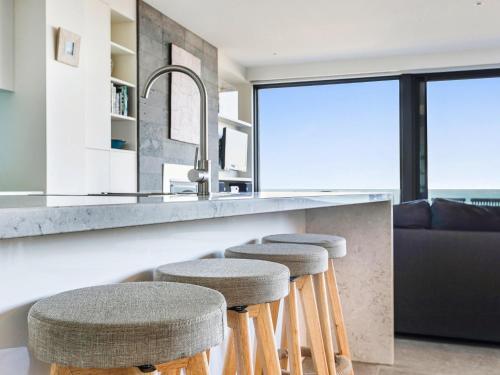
[427,77,500,189]
[258,77,500,191]
[258,80,400,190]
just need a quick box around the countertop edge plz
[0,194,392,239]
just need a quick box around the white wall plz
[218,53,247,86]
[0,0,14,91]
[0,0,47,192]
[247,47,500,83]
[218,53,253,123]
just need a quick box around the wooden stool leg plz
[50,365,71,375]
[297,275,329,375]
[187,352,210,375]
[227,310,253,375]
[222,331,237,375]
[285,280,303,375]
[253,303,281,375]
[314,272,337,375]
[255,300,281,375]
[327,259,354,374]
[280,302,289,371]
[327,260,351,358]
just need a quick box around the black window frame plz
[253,68,500,201]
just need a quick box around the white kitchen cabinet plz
[110,150,137,192]
[86,148,110,194]
[0,0,137,193]
[85,0,111,150]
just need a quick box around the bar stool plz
[226,243,351,375]
[28,282,226,375]
[263,234,353,375]
[155,258,290,375]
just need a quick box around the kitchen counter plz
[0,192,391,239]
[0,191,394,372]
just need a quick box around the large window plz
[427,77,500,202]
[256,80,400,198]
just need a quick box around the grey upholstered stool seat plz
[28,282,226,369]
[263,233,347,258]
[155,258,289,308]
[225,243,328,278]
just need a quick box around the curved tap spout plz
[141,65,211,196]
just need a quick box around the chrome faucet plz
[141,65,211,196]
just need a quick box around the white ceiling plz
[144,0,500,68]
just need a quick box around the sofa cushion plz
[393,199,431,229]
[431,198,500,232]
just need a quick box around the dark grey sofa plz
[394,199,500,343]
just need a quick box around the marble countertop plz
[0,191,392,239]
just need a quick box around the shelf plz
[111,41,135,56]
[111,76,136,88]
[111,148,136,154]
[218,115,252,129]
[219,176,253,182]
[111,113,136,122]
[111,9,135,24]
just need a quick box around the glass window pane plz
[257,80,400,200]
[427,77,500,203]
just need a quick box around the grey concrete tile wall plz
[138,1,219,192]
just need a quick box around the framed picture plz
[56,28,81,67]
[169,44,202,144]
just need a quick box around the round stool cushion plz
[263,233,347,259]
[155,259,289,308]
[225,243,328,277]
[28,282,226,369]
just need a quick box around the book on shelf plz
[110,83,129,117]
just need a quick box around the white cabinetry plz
[110,150,137,193]
[85,0,111,151]
[86,148,110,194]
[0,0,136,193]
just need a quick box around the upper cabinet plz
[0,0,14,91]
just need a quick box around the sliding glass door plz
[256,79,400,200]
[427,77,500,203]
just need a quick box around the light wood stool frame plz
[281,259,354,375]
[49,351,210,375]
[223,302,282,375]
[326,259,353,374]
[255,274,330,375]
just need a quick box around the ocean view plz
[271,189,500,204]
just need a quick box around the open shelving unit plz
[218,115,252,129]
[110,8,137,154]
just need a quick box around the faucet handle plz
[193,146,199,169]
